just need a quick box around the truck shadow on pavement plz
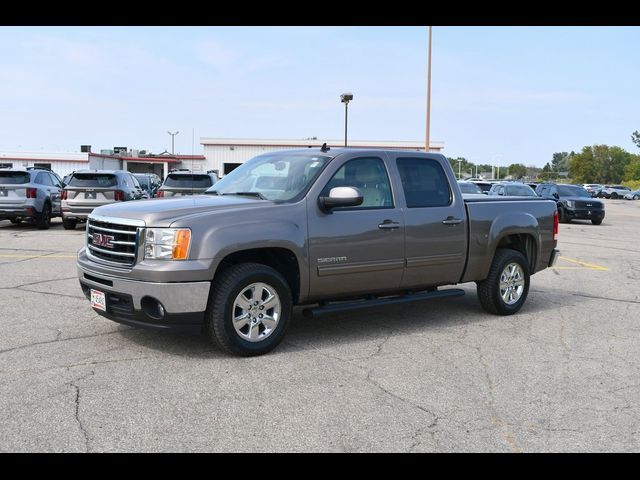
[113,286,563,358]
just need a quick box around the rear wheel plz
[205,263,293,356]
[35,203,51,230]
[611,192,618,199]
[62,218,77,230]
[634,195,639,200]
[476,249,530,315]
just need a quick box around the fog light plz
[141,296,165,320]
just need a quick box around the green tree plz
[632,131,640,149]
[507,163,527,179]
[625,155,640,181]
[569,145,633,183]
[551,152,571,172]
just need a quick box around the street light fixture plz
[168,131,179,155]
[340,93,353,147]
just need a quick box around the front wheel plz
[611,193,618,199]
[592,219,603,225]
[634,195,639,200]
[205,263,293,356]
[476,249,530,315]
[558,206,569,223]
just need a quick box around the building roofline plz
[200,138,444,149]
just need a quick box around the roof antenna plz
[320,142,330,152]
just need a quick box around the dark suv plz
[0,167,64,229]
[536,183,605,225]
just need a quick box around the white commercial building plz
[0,150,206,179]
[200,138,445,176]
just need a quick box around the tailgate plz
[0,185,28,207]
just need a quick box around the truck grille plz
[86,218,139,266]
[575,201,602,210]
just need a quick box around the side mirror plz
[552,193,559,199]
[319,186,363,212]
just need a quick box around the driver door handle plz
[442,217,462,225]
[378,219,401,230]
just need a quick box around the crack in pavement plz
[68,370,95,452]
[0,330,121,356]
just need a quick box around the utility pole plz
[425,26,432,153]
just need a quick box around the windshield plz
[557,185,590,197]
[206,153,331,201]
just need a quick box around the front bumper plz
[78,263,210,331]
[565,209,605,221]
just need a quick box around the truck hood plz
[91,194,272,226]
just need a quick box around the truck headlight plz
[144,228,191,260]
[565,200,575,208]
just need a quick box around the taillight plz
[60,190,68,200]
[553,209,559,241]
[156,190,164,198]
[114,190,125,201]
[27,188,38,199]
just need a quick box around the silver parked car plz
[156,170,219,197]
[0,167,64,229]
[599,185,631,199]
[488,182,537,197]
[623,189,640,200]
[61,170,142,230]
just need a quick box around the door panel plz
[392,155,468,288]
[307,155,404,299]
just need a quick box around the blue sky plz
[0,26,638,167]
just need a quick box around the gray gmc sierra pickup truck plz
[77,148,559,356]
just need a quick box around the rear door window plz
[396,157,451,207]
[164,174,213,188]
[36,172,54,186]
[68,173,118,188]
[0,172,30,184]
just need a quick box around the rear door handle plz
[378,219,401,230]
[442,217,463,225]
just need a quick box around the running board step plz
[302,288,465,319]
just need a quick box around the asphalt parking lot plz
[1,200,639,452]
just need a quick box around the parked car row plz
[0,167,219,230]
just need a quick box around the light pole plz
[167,131,179,155]
[457,159,462,179]
[425,25,432,153]
[340,93,353,147]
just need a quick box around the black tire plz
[205,262,293,356]
[62,218,77,230]
[591,218,603,225]
[611,192,618,199]
[10,218,22,225]
[558,206,569,223]
[634,195,639,200]
[476,248,530,316]
[35,203,51,230]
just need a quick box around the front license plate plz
[90,289,106,311]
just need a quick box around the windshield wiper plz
[221,192,267,200]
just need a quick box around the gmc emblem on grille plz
[92,233,115,248]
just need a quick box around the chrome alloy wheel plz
[499,262,525,305]
[232,282,281,342]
